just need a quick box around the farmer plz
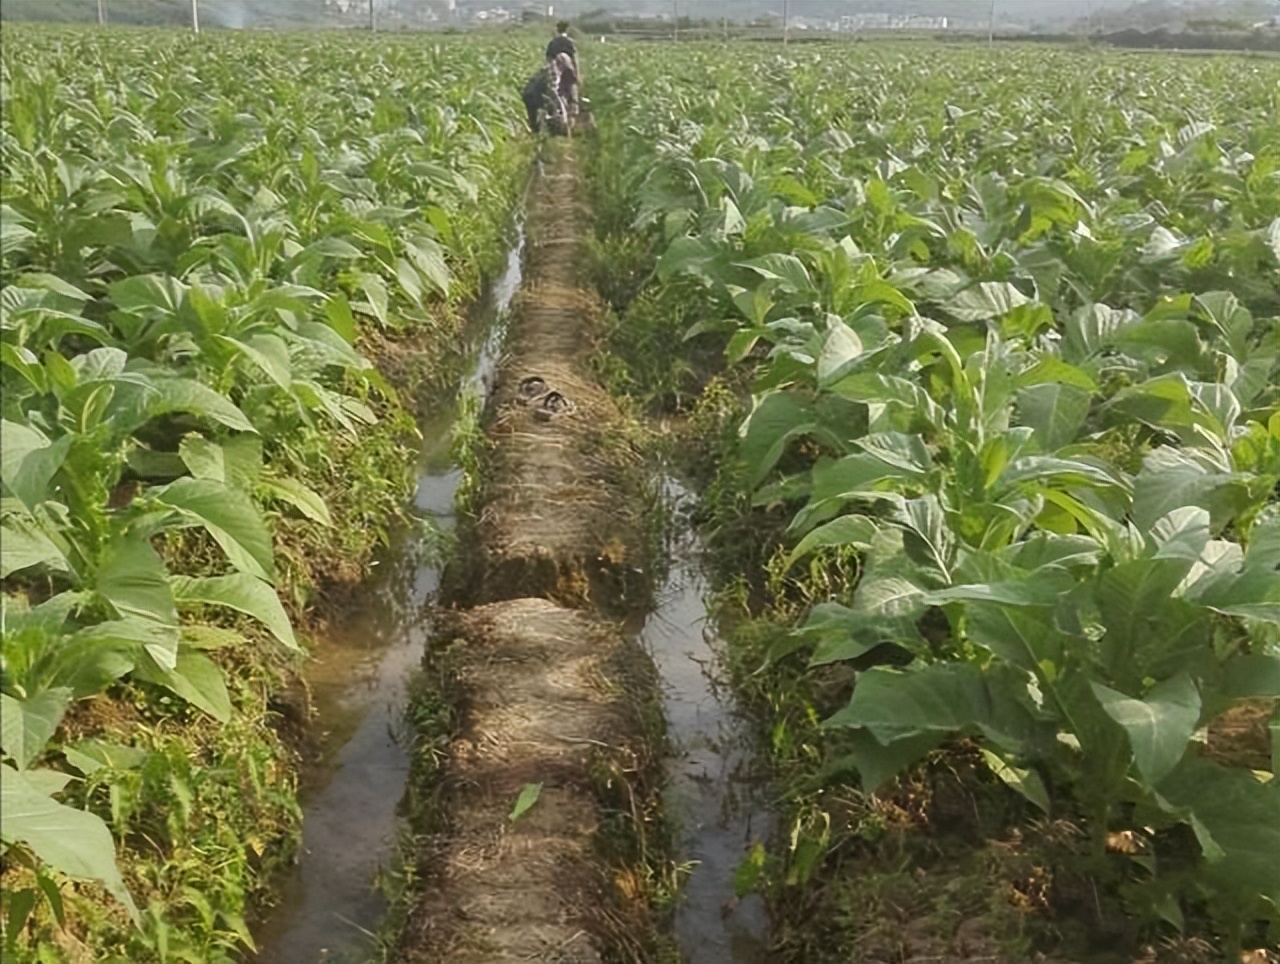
[548,50,579,132]
[522,66,554,133]
[545,20,581,130]
[522,65,575,135]
[545,20,580,80]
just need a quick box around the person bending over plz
[522,66,565,135]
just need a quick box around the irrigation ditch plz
[251,221,525,964]
[250,140,775,964]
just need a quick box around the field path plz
[393,142,655,964]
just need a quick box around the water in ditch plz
[640,472,773,964]
[251,231,523,964]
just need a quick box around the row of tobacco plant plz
[1,26,534,963]
[589,40,1279,957]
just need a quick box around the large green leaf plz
[1111,319,1203,369]
[815,320,864,387]
[892,495,955,577]
[980,747,1050,813]
[795,449,927,525]
[996,455,1124,494]
[1107,375,1227,443]
[178,434,229,483]
[72,616,178,675]
[1151,506,1211,564]
[62,739,149,776]
[1091,674,1200,785]
[0,519,71,578]
[1132,447,1254,533]
[961,601,1073,672]
[219,333,293,390]
[825,729,943,793]
[1157,757,1280,921]
[735,253,813,292]
[1095,557,1211,686]
[1,690,72,770]
[857,433,934,474]
[1063,303,1139,361]
[1184,547,1280,624]
[355,272,389,326]
[133,647,231,722]
[924,576,1073,608]
[170,573,298,650]
[0,211,35,258]
[848,279,916,318]
[178,434,262,489]
[0,763,138,923]
[0,422,71,512]
[804,594,927,667]
[829,372,944,429]
[945,282,1032,322]
[257,476,332,526]
[658,235,725,283]
[1015,383,1091,453]
[108,273,184,319]
[739,392,828,487]
[825,662,1041,757]
[151,478,274,581]
[404,235,452,295]
[95,534,178,625]
[1245,506,1280,571]
[1219,653,1280,700]
[141,378,256,434]
[1193,291,1252,361]
[787,514,880,566]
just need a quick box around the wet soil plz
[466,165,646,613]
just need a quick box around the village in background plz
[3,0,1280,47]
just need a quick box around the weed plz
[449,390,490,523]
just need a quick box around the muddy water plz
[642,473,772,964]
[251,232,523,964]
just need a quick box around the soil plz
[464,161,647,613]
[391,142,660,964]
[1205,700,1274,771]
[395,600,648,963]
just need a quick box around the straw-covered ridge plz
[464,152,648,611]
[396,599,638,963]
[394,144,663,963]
[474,355,646,609]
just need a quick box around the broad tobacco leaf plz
[0,763,138,923]
[1091,673,1200,785]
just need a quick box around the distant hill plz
[3,0,1276,35]
[1066,0,1279,30]
[0,0,352,28]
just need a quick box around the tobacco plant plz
[592,40,1280,947]
[1,25,533,958]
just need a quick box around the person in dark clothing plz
[522,66,564,135]
[525,22,582,136]
[545,20,579,79]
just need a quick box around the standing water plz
[252,232,523,964]
[641,473,772,964]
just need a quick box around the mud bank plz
[392,143,661,964]
[396,600,657,963]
